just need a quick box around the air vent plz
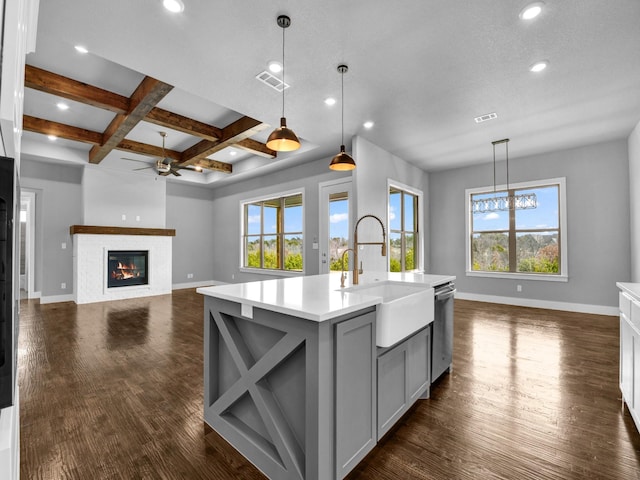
[474,112,498,123]
[256,71,290,92]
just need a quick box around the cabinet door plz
[335,312,376,480]
[408,327,431,402]
[633,327,640,414]
[377,343,408,439]
[620,316,634,406]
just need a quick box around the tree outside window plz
[389,187,418,272]
[243,193,303,271]
[470,184,561,275]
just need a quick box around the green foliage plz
[330,251,348,271]
[285,253,303,271]
[473,232,559,274]
[245,236,303,271]
[389,258,401,272]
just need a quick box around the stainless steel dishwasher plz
[431,282,456,383]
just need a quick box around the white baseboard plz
[39,294,74,304]
[172,280,227,290]
[455,291,618,316]
[32,291,41,299]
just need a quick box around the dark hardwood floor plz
[19,292,640,479]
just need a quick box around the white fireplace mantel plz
[71,226,174,304]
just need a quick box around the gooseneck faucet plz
[339,248,356,288]
[352,214,387,285]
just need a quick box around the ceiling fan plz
[121,131,202,177]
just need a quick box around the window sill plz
[466,271,568,282]
[239,267,305,278]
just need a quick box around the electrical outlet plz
[232,274,235,280]
[136,215,140,222]
[517,284,522,292]
[187,273,193,279]
[121,214,126,221]
[61,282,66,289]
[61,242,66,250]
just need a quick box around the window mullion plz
[508,189,517,272]
[278,198,284,269]
[260,203,265,269]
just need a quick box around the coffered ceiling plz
[21,0,640,186]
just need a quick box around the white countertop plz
[197,271,455,322]
[617,282,640,302]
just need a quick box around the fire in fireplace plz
[107,250,148,288]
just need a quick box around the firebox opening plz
[107,250,148,288]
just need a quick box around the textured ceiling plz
[22,0,640,185]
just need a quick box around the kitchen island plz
[197,272,454,480]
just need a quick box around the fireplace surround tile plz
[73,233,172,304]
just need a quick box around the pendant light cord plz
[341,69,345,145]
[505,139,510,191]
[281,25,285,118]
[492,142,496,193]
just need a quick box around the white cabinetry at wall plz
[618,283,640,433]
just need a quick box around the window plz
[242,191,303,272]
[328,191,349,271]
[389,184,420,272]
[466,178,567,281]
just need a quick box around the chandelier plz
[471,139,537,214]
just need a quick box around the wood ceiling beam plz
[25,66,275,164]
[115,139,182,162]
[89,77,173,164]
[145,107,222,141]
[180,116,269,165]
[25,65,130,114]
[22,114,234,173]
[194,159,233,174]
[23,115,103,144]
[234,138,276,159]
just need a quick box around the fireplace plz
[107,250,148,288]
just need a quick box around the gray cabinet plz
[377,326,431,440]
[334,312,377,480]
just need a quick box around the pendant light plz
[266,15,301,152]
[470,139,537,214]
[329,64,356,171]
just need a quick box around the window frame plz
[387,179,424,272]
[465,177,568,282]
[240,188,305,276]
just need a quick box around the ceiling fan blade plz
[170,168,182,177]
[133,166,154,171]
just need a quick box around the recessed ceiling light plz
[529,60,548,72]
[56,102,69,111]
[363,121,375,129]
[74,45,88,54]
[47,135,57,141]
[229,150,237,156]
[519,2,544,20]
[324,97,336,106]
[162,0,184,13]
[268,61,282,73]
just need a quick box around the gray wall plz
[20,158,220,295]
[629,120,640,282]
[83,167,166,228]
[166,182,215,285]
[210,157,350,284]
[20,159,83,297]
[429,139,631,308]
[353,136,430,273]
